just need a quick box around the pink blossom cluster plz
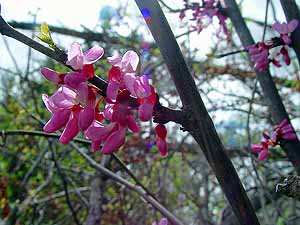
[247,19,298,72]
[251,119,297,161]
[152,217,168,225]
[179,0,229,39]
[41,42,168,156]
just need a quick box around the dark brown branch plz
[134,1,260,225]
[8,21,138,48]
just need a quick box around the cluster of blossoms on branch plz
[41,42,168,156]
[247,19,298,72]
[251,119,297,161]
[179,0,229,39]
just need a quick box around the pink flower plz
[272,19,298,45]
[85,90,140,153]
[155,124,168,157]
[85,120,127,154]
[42,86,80,144]
[274,119,297,141]
[152,218,168,225]
[66,42,104,70]
[106,51,140,101]
[251,142,269,161]
[247,43,270,72]
[42,85,96,143]
[138,85,156,121]
[40,67,65,84]
[251,118,297,161]
[41,63,96,89]
[279,47,291,65]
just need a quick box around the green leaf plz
[41,22,50,35]
[36,34,54,45]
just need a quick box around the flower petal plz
[42,94,60,112]
[41,67,64,84]
[83,45,104,64]
[79,98,95,131]
[127,115,140,133]
[50,86,79,108]
[121,50,139,72]
[272,22,283,33]
[124,73,137,95]
[59,108,81,144]
[107,55,122,67]
[258,150,269,161]
[85,121,116,141]
[102,127,126,154]
[156,137,168,157]
[64,72,86,89]
[138,102,154,121]
[155,124,167,139]
[134,75,151,98]
[282,132,297,140]
[250,144,263,153]
[288,19,299,32]
[106,80,120,101]
[66,42,84,70]
[77,82,89,103]
[43,110,71,133]
[67,42,83,60]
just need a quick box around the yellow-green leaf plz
[36,34,53,45]
[41,22,50,35]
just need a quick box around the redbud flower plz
[247,43,270,72]
[272,19,298,45]
[251,119,297,161]
[66,42,104,70]
[155,124,168,157]
[179,10,185,20]
[106,51,139,101]
[251,142,269,161]
[279,47,291,65]
[42,86,81,144]
[274,119,297,141]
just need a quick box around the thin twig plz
[70,142,184,225]
[50,143,81,225]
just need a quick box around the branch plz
[50,143,81,225]
[1,129,158,204]
[0,15,186,126]
[70,142,184,225]
[8,21,130,47]
[224,0,300,174]
[1,130,173,222]
[202,64,300,92]
[134,1,260,225]
[85,157,109,225]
